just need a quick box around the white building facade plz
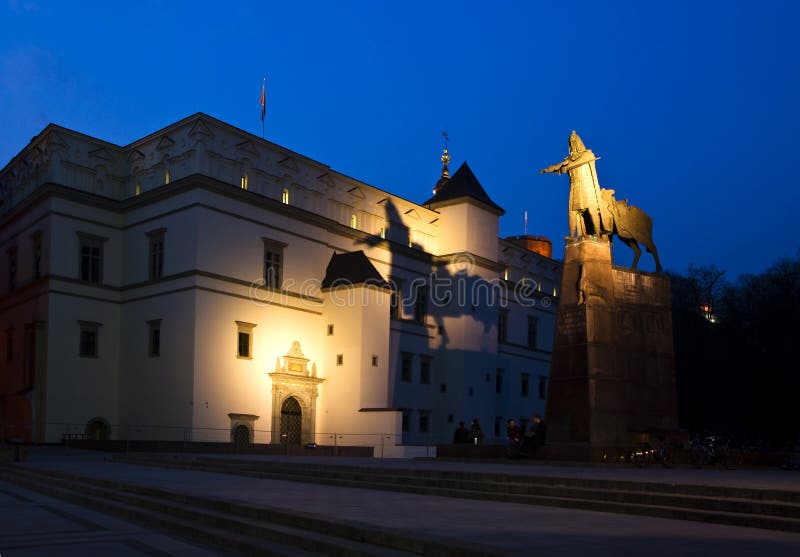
[0,113,560,456]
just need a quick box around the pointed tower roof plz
[321,250,389,289]
[423,162,505,215]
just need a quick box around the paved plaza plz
[1,448,799,556]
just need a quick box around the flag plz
[260,79,266,121]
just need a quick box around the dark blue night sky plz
[2,0,798,278]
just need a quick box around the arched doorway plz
[85,418,110,441]
[233,424,250,449]
[280,397,302,445]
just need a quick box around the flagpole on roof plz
[260,77,266,139]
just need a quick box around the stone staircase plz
[0,464,498,557]
[114,454,800,533]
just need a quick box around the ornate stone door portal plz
[268,342,324,445]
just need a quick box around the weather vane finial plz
[440,129,450,179]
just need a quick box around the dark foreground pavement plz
[1,447,799,556]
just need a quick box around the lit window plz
[281,188,289,204]
[350,214,357,229]
[148,319,162,357]
[235,321,256,359]
[503,268,509,281]
[165,170,170,185]
[379,227,386,239]
[241,173,248,190]
[135,182,141,196]
[78,321,101,357]
[147,229,165,280]
[77,232,107,284]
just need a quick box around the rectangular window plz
[7,246,17,292]
[390,278,403,319]
[498,310,508,344]
[336,354,344,366]
[235,321,256,359]
[414,285,428,324]
[78,321,100,357]
[238,332,250,358]
[440,383,447,393]
[418,410,430,433]
[420,356,431,384]
[148,229,165,280]
[371,355,378,367]
[32,232,42,279]
[496,368,503,394]
[538,375,548,400]
[78,232,106,284]
[494,416,502,437]
[241,173,248,190]
[281,188,289,204]
[327,324,334,336]
[400,352,413,382]
[148,319,162,357]
[527,316,538,349]
[262,238,286,290]
[22,324,34,389]
[521,373,530,398]
[402,410,410,432]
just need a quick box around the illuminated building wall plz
[0,113,560,455]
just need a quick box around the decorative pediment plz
[47,131,69,150]
[282,341,311,376]
[89,148,114,162]
[188,119,214,138]
[347,186,366,199]
[279,156,299,171]
[236,140,258,156]
[128,149,145,163]
[156,135,176,151]
[317,173,336,189]
[404,208,421,220]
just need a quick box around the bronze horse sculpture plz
[599,188,662,273]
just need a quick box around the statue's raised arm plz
[540,158,570,175]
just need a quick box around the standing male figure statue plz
[541,131,606,238]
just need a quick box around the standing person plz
[453,421,470,444]
[506,419,522,458]
[531,413,546,448]
[469,419,483,445]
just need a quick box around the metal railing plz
[0,422,452,458]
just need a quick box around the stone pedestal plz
[546,237,678,450]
